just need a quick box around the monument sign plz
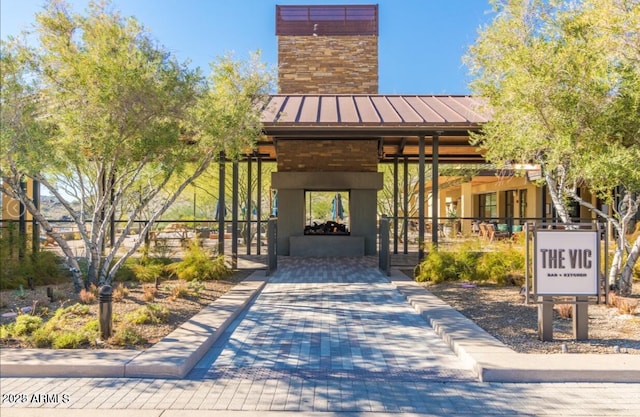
[532,225,603,341]
[535,229,599,295]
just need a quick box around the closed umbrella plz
[271,191,278,217]
[214,200,227,221]
[332,193,344,221]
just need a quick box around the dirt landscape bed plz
[0,270,251,349]
[420,280,640,354]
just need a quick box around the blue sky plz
[1,0,494,94]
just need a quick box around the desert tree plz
[465,0,640,294]
[0,0,273,289]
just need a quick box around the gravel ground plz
[419,280,640,354]
[0,270,250,349]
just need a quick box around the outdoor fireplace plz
[271,171,383,256]
[304,221,349,235]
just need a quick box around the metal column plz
[418,135,425,260]
[232,160,239,269]
[32,179,40,253]
[403,157,409,254]
[246,155,252,255]
[217,152,225,255]
[393,156,399,254]
[431,132,440,246]
[256,155,263,255]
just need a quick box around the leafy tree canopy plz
[465,0,640,294]
[466,0,640,199]
[1,0,274,288]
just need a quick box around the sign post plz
[533,224,601,341]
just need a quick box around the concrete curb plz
[0,349,139,378]
[0,271,267,379]
[390,269,640,383]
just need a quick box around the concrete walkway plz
[2,257,640,416]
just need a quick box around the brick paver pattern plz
[192,257,473,383]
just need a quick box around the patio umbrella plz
[271,191,278,217]
[331,193,344,221]
[214,200,227,221]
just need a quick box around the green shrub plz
[114,248,172,283]
[83,319,100,332]
[30,251,68,286]
[0,240,68,290]
[124,304,169,325]
[0,227,29,290]
[42,303,90,332]
[0,324,14,340]
[59,303,91,317]
[111,326,147,346]
[13,315,43,336]
[114,261,137,282]
[32,317,98,349]
[51,330,93,349]
[30,327,53,348]
[476,244,525,285]
[454,243,483,282]
[414,242,525,285]
[167,241,231,281]
[2,304,100,348]
[415,249,458,283]
[131,262,166,283]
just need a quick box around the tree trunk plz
[618,234,640,296]
[87,245,102,287]
[609,245,624,289]
[10,188,86,292]
[544,170,572,223]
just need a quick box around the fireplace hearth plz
[304,221,349,235]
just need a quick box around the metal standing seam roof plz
[261,94,490,128]
[257,94,490,163]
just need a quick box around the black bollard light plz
[46,287,54,302]
[99,285,113,340]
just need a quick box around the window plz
[305,191,349,225]
[504,190,515,219]
[479,193,497,220]
[519,189,528,221]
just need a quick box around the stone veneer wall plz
[278,36,378,94]
[276,139,378,172]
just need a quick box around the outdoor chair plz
[478,223,489,240]
[471,221,480,235]
[486,223,509,242]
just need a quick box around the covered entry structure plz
[256,93,489,258]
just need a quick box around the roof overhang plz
[256,94,489,163]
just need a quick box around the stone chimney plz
[276,5,379,94]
